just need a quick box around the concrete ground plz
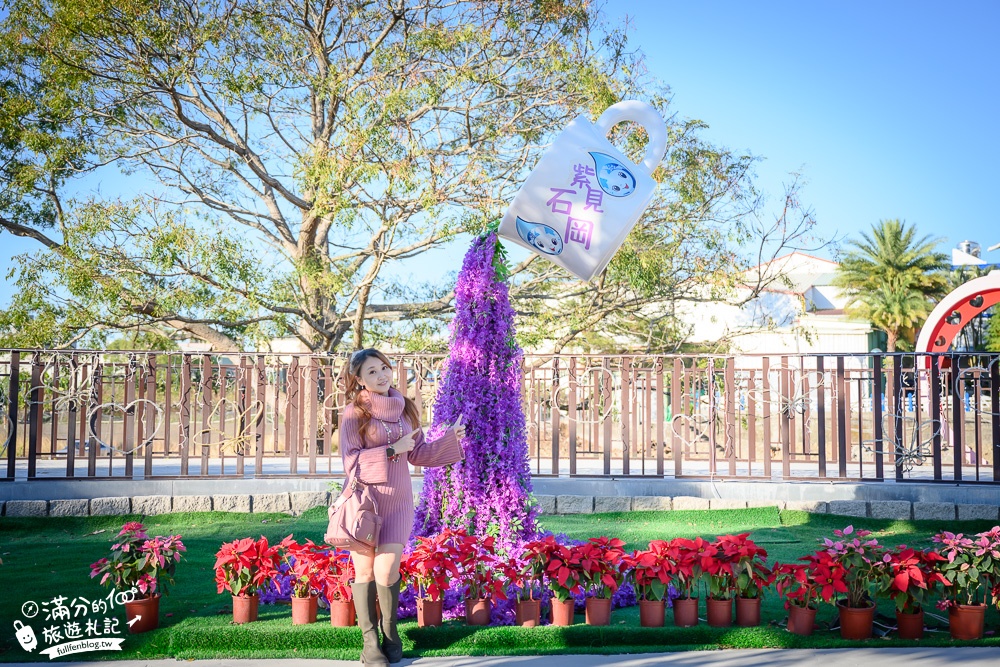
[3,648,999,667]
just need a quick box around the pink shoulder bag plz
[325,477,382,556]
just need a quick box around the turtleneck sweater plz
[338,387,463,545]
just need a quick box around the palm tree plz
[833,219,949,352]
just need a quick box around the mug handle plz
[593,100,668,176]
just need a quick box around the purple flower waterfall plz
[411,232,538,551]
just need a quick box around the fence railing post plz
[5,351,20,480]
[836,356,848,479]
[873,354,884,480]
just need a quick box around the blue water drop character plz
[589,151,636,197]
[515,217,564,255]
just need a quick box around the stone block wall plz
[1,491,998,525]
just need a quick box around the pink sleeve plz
[407,427,464,468]
[339,406,387,497]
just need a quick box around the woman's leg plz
[351,550,376,583]
[373,543,403,586]
[374,543,404,664]
[350,550,387,666]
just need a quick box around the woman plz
[335,348,465,666]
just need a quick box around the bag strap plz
[337,456,369,502]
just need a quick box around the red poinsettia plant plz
[213,536,281,597]
[879,545,950,613]
[510,538,551,601]
[663,536,714,599]
[90,522,186,600]
[774,551,842,610]
[819,525,887,608]
[718,533,773,599]
[453,531,508,601]
[316,547,355,602]
[277,536,326,599]
[624,540,675,602]
[400,528,462,602]
[539,535,585,602]
[573,536,626,599]
[701,539,734,601]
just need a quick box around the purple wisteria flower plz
[412,231,537,551]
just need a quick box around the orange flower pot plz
[124,594,159,634]
[896,608,924,640]
[417,598,443,627]
[329,599,356,627]
[787,605,817,636]
[706,597,733,627]
[638,599,665,627]
[232,593,259,624]
[291,594,318,625]
[584,597,611,626]
[837,600,875,640]
[949,603,986,640]
[672,597,699,627]
[515,599,540,627]
[735,596,761,627]
[465,598,491,625]
[550,598,576,626]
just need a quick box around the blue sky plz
[2,1,998,307]
[623,0,1000,258]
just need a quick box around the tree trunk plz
[886,330,898,353]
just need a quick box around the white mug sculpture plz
[499,100,668,281]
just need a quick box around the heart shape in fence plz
[87,399,164,456]
[669,414,715,453]
[547,366,621,429]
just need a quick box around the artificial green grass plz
[2,506,999,662]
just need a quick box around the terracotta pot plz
[417,598,443,628]
[672,596,699,627]
[515,599,540,627]
[584,597,612,626]
[638,599,665,627]
[896,608,924,640]
[232,593,259,624]
[329,599,356,627]
[465,598,491,626]
[949,603,986,641]
[706,597,733,627]
[291,594,318,625]
[735,596,761,627]
[786,605,817,636]
[124,594,159,634]
[837,600,875,640]
[550,598,576,626]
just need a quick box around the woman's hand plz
[392,430,418,454]
[451,414,466,441]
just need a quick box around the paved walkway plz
[4,648,999,667]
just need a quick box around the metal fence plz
[1,350,998,483]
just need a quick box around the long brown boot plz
[376,578,403,663]
[352,581,389,667]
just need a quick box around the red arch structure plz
[915,270,1000,353]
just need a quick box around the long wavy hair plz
[345,348,421,444]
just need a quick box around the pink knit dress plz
[338,388,463,546]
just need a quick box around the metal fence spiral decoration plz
[861,414,947,473]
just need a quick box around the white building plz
[678,252,876,357]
